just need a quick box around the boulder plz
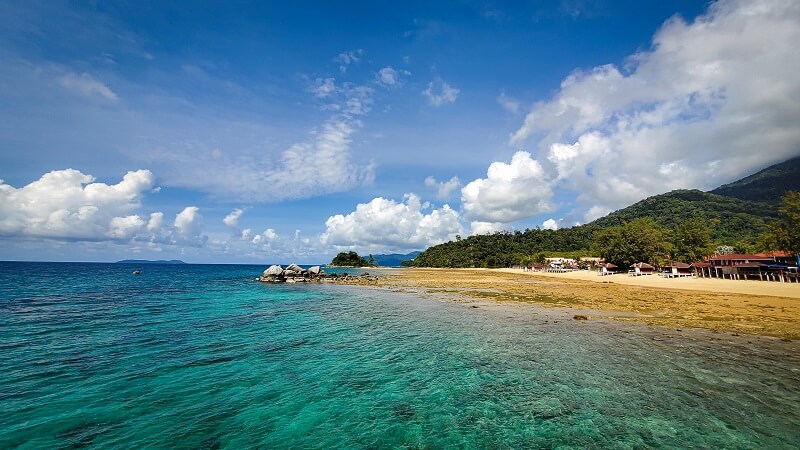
[308,265,321,275]
[285,263,303,272]
[263,265,284,276]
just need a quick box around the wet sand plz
[374,268,800,340]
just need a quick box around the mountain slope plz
[411,160,794,267]
[710,156,800,205]
[588,189,777,243]
[371,251,421,267]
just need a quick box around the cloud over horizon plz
[321,193,463,252]
[509,0,800,222]
[0,169,206,247]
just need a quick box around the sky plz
[1,0,799,264]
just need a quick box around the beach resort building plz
[700,252,799,282]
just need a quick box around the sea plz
[1,261,798,449]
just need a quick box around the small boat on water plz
[132,269,142,275]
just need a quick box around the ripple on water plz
[0,262,798,449]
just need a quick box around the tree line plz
[411,191,800,268]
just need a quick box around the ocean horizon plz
[1,261,798,449]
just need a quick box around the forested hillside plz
[710,156,800,205]
[590,190,776,244]
[411,160,798,268]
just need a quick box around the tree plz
[592,218,667,267]
[368,254,376,266]
[766,191,800,257]
[330,251,370,267]
[671,219,713,263]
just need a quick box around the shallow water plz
[1,262,798,449]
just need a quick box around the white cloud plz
[470,221,504,235]
[174,206,199,233]
[171,206,206,246]
[424,176,461,200]
[108,215,146,239]
[321,193,463,252]
[377,67,399,86]
[263,228,278,241]
[312,77,336,98]
[223,208,243,228]
[376,66,410,87]
[511,0,800,220]
[147,212,164,232]
[423,78,459,106]
[241,228,252,240]
[145,82,376,202]
[336,49,363,73]
[461,151,554,223]
[542,219,558,230]
[0,168,153,239]
[497,91,520,114]
[0,168,207,246]
[58,72,118,101]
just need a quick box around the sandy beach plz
[376,268,800,340]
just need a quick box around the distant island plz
[116,259,187,265]
[371,251,421,267]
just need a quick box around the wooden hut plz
[599,263,618,276]
[629,262,655,276]
[663,262,692,278]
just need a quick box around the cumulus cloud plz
[223,208,243,228]
[461,151,554,223]
[423,78,459,106]
[424,176,461,200]
[511,0,800,221]
[542,219,558,230]
[0,168,153,239]
[58,72,118,101]
[336,49,363,73]
[0,168,206,246]
[470,221,504,235]
[321,193,463,252]
[108,215,146,239]
[147,212,164,232]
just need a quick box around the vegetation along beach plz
[2,0,800,448]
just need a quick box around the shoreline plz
[373,268,800,340]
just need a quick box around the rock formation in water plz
[258,264,379,285]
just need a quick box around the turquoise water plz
[1,262,798,449]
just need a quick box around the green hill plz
[589,189,776,244]
[411,159,797,268]
[710,156,800,205]
[329,251,371,267]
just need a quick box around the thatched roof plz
[629,262,654,269]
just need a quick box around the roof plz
[664,262,691,268]
[754,251,793,258]
[709,254,774,261]
[691,262,711,268]
[629,262,654,269]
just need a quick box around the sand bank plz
[375,268,800,340]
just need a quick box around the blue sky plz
[1,0,798,263]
